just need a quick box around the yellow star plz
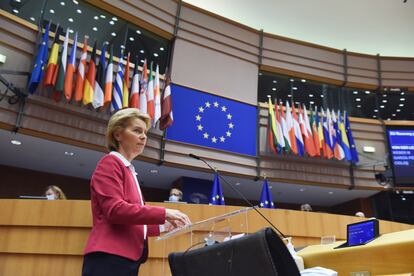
[205,102,211,108]
[227,114,232,119]
[265,200,268,204]
[211,137,217,143]
[226,131,232,137]
[228,123,234,129]
[260,203,264,206]
[213,102,219,108]
[221,106,227,112]
[216,195,219,199]
[196,115,201,121]
[219,136,225,142]
[197,124,203,131]
[199,106,204,113]
[203,132,209,139]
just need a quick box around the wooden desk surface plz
[297,229,414,275]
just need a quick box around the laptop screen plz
[347,220,378,246]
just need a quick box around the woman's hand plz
[165,208,191,228]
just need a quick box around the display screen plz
[387,127,414,187]
[347,220,377,246]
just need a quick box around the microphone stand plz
[189,154,286,239]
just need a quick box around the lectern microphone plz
[188,153,286,239]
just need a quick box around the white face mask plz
[46,194,56,200]
[169,195,180,202]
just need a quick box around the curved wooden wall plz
[0,200,412,276]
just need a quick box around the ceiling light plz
[100,14,106,19]
[402,197,407,201]
[356,105,361,108]
[372,115,377,118]
[382,94,387,97]
[353,91,358,94]
[140,59,144,63]
[73,0,79,4]
[111,32,116,37]
[109,20,114,25]
[68,29,74,33]
[392,114,396,117]
[400,98,405,101]
[153,53,159,57]
[139,49,144,54]
[299,188,305,192]
[120,45,125,49]
[12,9,19,13]
[64,151,74,156]
[290,78,294,82]
[328,191,334,195]
[365,91,370,94]
[272,87,276,91]
[112,17,118,21]
[380,105,385,108]
[235,182,241,186]
[374,109,378,112]
[309,94,314,97]
[15,0,21,2]
[310,101,314,104]
[129,37,134,41]
[301,79,306,83]
[92,27,98,31]
[320,95,324,98]
[60,1,65,6]
[258,72,262,76]
[11,139,21,145]
[94,15,99,20]
[149,169,158,174]
[160,47,164,51]
[30,17,35,21]
[292,87,298,90]
[399,104,404,107]
[49,9,55,14]
[363,146,376,153]
[273,80,277,83]
[387,118,391,121]
[396,109,401,112]
[76,9,82,14]
[269,186,273,189]
[382,100,387,103]
[68,18,74,22]
[136,30,141,34]
[355,98,361,102]
[401,92,405,95]
[287,94,292,97]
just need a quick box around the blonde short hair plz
[106,108,151,151]
[45,185,67,200]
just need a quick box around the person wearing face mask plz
[44,185,67,200]
[168,188,183,202]
[82,108,191,276]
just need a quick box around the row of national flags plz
[27,24,173,130]
[267,98,359,163]
[209,173,275,209]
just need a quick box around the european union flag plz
[259,179,275,209]
[344,111,359,164]
[28,23,50,94]
[166,84,257,156]
[209,173,224,205]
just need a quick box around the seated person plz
[300,203,312,212]
[44,185,67,200]
[168,188,183,202]
[355,211,365,218]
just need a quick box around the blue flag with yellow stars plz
[209,173,225,205]
[259,179,275,209]
[166,84,257,156]
[28,23,50,94]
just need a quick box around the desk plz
[297,229,414,275]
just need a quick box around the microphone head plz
[189,153,201,160]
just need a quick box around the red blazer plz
[84,154,166,261]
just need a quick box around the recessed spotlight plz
[402,197,407,201]
[111,32,116,37]
[382,94,387,97]
[353,91,358,94]
[92,27,98,31]
[153,53,159,57]
[356,105,361,108]
[387,118,391,121]
[129,37,134,41]
[100,14,106,18]
[380,105,385,108]
[49,9,55,14]
[60,1,65,6]
[374,109,378,112]
[392,114,396,117]
[309,94,314,97]
[328,191,334,195]
[76,9,82,14]
[301,79,306,83]
[139,49,144,54]
[120,45,125,49]
[400,98,405,101]
[258,72,262,76]
[290,78,294,82]
[235,182,241,186]
[310,101,314,104]
[68,29,74,33]
[30,17,35,21]
[11,139,21,145]
[401,92,405,95]
[149,169,158,174]
[365,90,370,94]
[73,0,79,4]
[320,95,324,98]
[399,104,404,107]
[382,99,387,103]
[15,0,21,2]
[272,88,276,91]
[12,8,19,13]
[396,109,401,112]
[292,87,298,90]
[68,18,74,22]
[355,98,361,102]
[109,20,114,25]
[299,188,305,192]
[112,17,118,21]
[140,59,145,63]
[160,47,165,51]
[287,94,292,97]
[136,30,141,34]
[372,115,377,118]
[94,15,99,20]
[273,80,277,83]
[64,151,74,156]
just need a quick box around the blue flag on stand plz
[209,173,225,205]
[344,111,359,164]
[28,23,50,94]
[259,179,275,209]
[166,84,257,156]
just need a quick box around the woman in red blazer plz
[82,108,190,276]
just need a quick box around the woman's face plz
[45,189,57,200]
[116,118,148,158]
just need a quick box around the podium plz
[157,207,300,276]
